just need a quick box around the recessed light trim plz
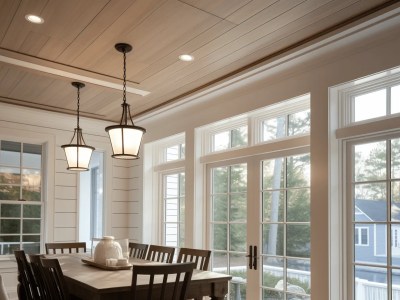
[25,14,44,24]
[179,54,194,62]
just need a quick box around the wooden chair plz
[128,242,148,259]
[177,248,211,271]
[40,258,69,300]
[146,245,175,263]
[14,250,40,300]
[131,262,195,300]
[45,242,86,254]
[28,254,50,300]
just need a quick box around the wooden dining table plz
[53,254,232,300]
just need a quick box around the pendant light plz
[62,82,95,171]
[105,43,146,159]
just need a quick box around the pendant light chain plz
[77,85,81,129]
[123,49,127,105]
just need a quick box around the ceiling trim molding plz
[0,48,150,96]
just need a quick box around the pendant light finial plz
[105,43,146,160]
[61,82,95,171]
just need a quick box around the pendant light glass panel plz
[107,125,144,159]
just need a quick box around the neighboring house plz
[355,199,400,283]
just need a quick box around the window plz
[329,66,400,300]
[211,126,247,152]
[355,227,369,246]
[165,143,185,162]
[162,172,185,247]
[0,140,42,254]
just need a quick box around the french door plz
[207,149,311,299]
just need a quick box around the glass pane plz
[22,169,41,201]
[23,220,40,234]
[212,167,228,194]
[392,181,400,221]
[212,251,228,273]
[263,191,284,222]
[230,164,247,193]
[229,223,246,252]
[0,186,20,200]
[231,126,247,148]
[22,235,40,242]
[179,221,184,248]
[0,167,20,184]
[288,109,310,136]
[179,197,185,222]
[392,224,400,266]
[0,235,19,242]
[213,131,230,152]
[262,289,284,300]
[213,224,227,250]
[166,145,180,161]
[263,158,284,190]
[355,224,386,265]
[22,243,39,254]
[229,253,247,278]
[262,256,284,289]
[0,243,20,255]
[354,141,386,182]
[287,224,310,258]
[0,219,20,234]
[355,265,387,300]
[1,204,21,217]
[165,174,178,197]
[287,188,310,222]
[391,85,400,114]
[213,195,228,221]
[165,223,178,247]
[392,138,400,179]
[22,144,41,169]
[262,224,284,256]
[165,198,178,222]
[287,154,310,188]
[354,186,387,221]
[287,258,311,295]
[230,193,246,222]
[392,268,400,299]
[0,141,21,167]
[179,173,185,196]
[354,89,386,122]
[262,116,286,141]
[230,281,246,300]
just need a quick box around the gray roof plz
[355,199,400,222]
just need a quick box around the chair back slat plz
[40,258,69,300]
[14,250,40,300]
[28,254,50,300]
[128,242,148,259]
[131,262,195,300]
[45,242,86,254]
[146,245,175,263]
[177,248,211,271]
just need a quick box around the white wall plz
[136,8,400,300]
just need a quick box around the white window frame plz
[329,65,400,300]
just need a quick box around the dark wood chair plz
[14,250,40,300]
[40,258,69,300]
[128,242,148,259]
[28,254,50,300]
[146,245,175,263]
[131,262,195,300]
[45,242,86,254]
[177,248,211,271]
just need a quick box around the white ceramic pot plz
[93,236,123,265]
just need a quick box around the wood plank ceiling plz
[0,0,396,122]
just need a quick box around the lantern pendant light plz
[62,82,95,171]
[105,43,146,159]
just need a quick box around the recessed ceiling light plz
[25,14,44,24]
[179,54,194,62]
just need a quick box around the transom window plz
[0,140,42,254]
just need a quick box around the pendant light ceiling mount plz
[61,81,95,171]
[105,42,146,160]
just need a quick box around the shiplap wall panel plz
[111,213,140,228]
[54,199,76,212]
[112,177,129,190]
[53,228,76,241]
[54,213,76,227]
[55,159,68,173]
[55,185,76,200]
[55,172,76,186]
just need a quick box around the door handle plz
[253,245,257,270]
[246,245,253,269]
